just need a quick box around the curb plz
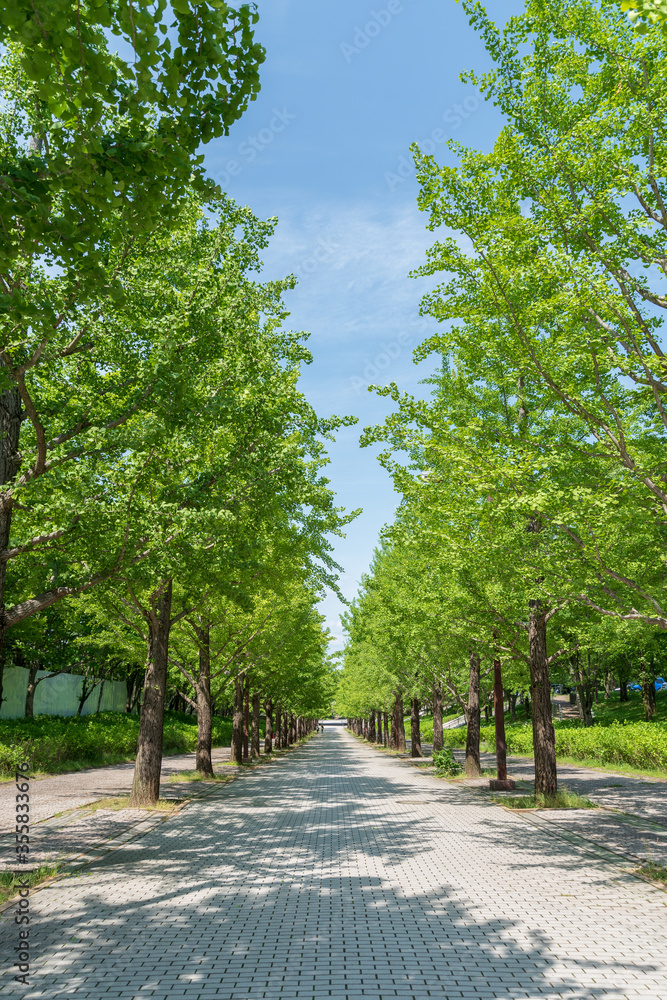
[0,734,318,913]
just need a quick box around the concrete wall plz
[1,667,126,719]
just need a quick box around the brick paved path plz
[2,728,667,1000]
[0,748,233,833]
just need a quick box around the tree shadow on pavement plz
[0,729,663,999]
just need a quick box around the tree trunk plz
[369,709,376,743]
[572,652,594,726]
[604,669,613,700]
[465,651,481,777]
[243,676,250,760]
[195,623,213,776]
[508,690,517,723]
[126,669,142,713]
[230,673,244,764]
[0,642,6,716]
[376,711,383,746]
[432,683,443,751]
[77,673,95,715]
[264,698,273,753]
[393,692,406,751]
[24,661,39,719]
[383,710,389,747]
[0,384,22,642]
[275,703,282,750]
[95,679,105,713]
[283,711,288,747]
[130,580,173,806]
[528,599,557,799]
[641,658,656,721]
[493,658,508,781]
[410,698,422,757]
[619,679,628,702]
[251,691,261,758]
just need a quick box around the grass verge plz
[0,710,237,777]
[634,860,667,885]
[491,787,598,810]
[85,795,180,812]
[170,770,232,782]
[0,864,62,906]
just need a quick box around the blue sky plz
[203,1,514,650]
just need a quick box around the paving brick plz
[1,729,667,998]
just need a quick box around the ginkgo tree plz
[0,0,264,637]
[410,0,667,629]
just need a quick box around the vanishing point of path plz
[2,728,667,1000]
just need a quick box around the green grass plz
[407,712,464,744]
[86,795,180,812]
[491,787,598,810]
[0,711,236,776]
[0,864,63,906]
[439,711,667,774]
[634,860,667,885]
[578,688,667,725]
[170,769,232,783]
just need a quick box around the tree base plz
[489,778,516,791]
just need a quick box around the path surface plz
[404,741,667,824]
[0,747,233,833]
[2,728,667,1000]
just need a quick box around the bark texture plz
[465,651,481,777]
[264,698,273,753]
[0,384,22,637]
[243,677,250,760]
[24,661,39,719]
[394,693,406,751]
[493,658,508,781]
[230,673,244,764]
[432,683,443,751]
[195,623,213,775]
[130,580,173,805]
[528,599,557,798]
[410,698,422,757]
[251,691,261,758]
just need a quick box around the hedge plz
[0,711,234,775]
[441,719,667,771]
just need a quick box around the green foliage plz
[621,0,667,32]
[432,746,462,775]
[0,2,264,299]
[442,718,667,771]
[345,0,667,745]
[635,860,667,882]
[492,788,598,809]
[0,864,62,904]
[0,710,233,775]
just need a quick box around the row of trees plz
[0,3,348,801]
[338,0,667,797]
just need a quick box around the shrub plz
[440,719,667,771]
[0,711,234,775]
[432,746,462,775]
